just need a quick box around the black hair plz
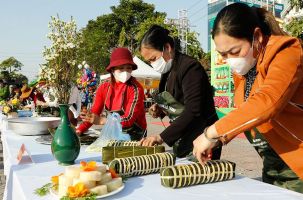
[140,25,180,52]
[212,3,286,42]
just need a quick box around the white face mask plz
[151,50,173,74]
[113,71,131,83]
[226,40,257,76]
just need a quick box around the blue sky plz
[0,0,208,81]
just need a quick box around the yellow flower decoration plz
[67,183,89,198]
[3,106,11,114]
[51,173,63,185]
[80,161,97,171]
[11,98,19,106]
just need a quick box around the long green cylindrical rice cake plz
[108,152,175,177]
[102,146,165,164]
[106,140,140,147]
[160,160,236,188]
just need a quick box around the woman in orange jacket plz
[193,3,303,192]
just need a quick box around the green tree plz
[78,13,121,74]
[289,0,303,9]
[78,0,164,74]
[110,0,163,52]
[200,52,211,70]
[0,57,23,73]
[0,71,9,81]
[285,17,303,37]
[9,72,28,85]
[79,0,206,74]
[135,16,168,44]
[186,32,204,61]
[136,15,205,61]
[135,15,174,56]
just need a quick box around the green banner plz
[210,36,235,115]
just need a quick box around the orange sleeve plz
[215,38,303,144]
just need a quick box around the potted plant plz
[40,15,81,165]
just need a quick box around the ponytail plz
[253,7,287,36]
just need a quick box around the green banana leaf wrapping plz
[106,140,140,147]
[108,152,176,177]
[102,145,165,164]
[160,160,236,188]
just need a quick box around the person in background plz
[68,86,82,127]
[139,25,221,159]
[193,3,303,193]
[37,81,58,108]
[0,80,9,101]
[8,85,15,99]
[144,89,152,99]
[20,81,46,107]
[37,80,81,126]
[76,48,147,140]
[13,86,21,99]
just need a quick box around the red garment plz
[29,91,46,106]
[77,77,146,133]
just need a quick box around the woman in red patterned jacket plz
[76,48,147,140]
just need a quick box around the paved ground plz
[145,115,263,180]
[0,114,263,199]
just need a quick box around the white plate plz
[50,183,125,199]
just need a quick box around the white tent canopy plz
[100,74,110,80]
[100,56,161,80]
[132,56,161,79]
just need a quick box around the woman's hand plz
[80,110,94,123]
[192,134,216,164]
[80,111,107,125]
[75,129,82,135]
[148,104,163,118]
[192,125,220,164]
[139,134,163,146]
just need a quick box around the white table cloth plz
[1,118,303,200]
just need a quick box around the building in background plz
[208,0,285,114]
[165,10,190,54]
